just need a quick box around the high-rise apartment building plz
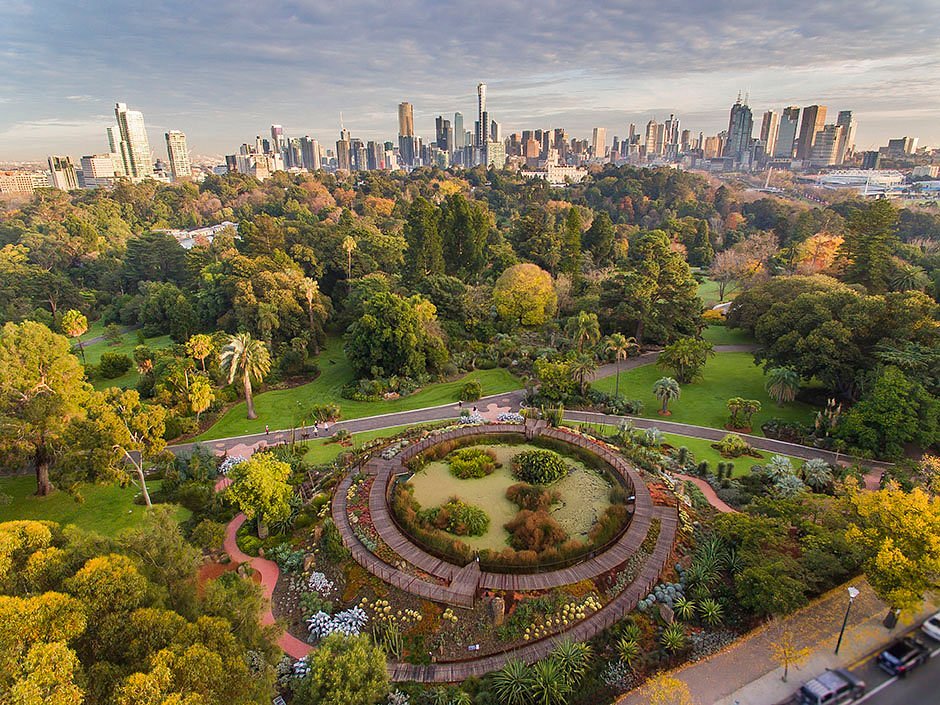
[114,102,153,179]
[723,96,754,164]
[80,154,118,188]
[435,116,452,152]
[47,155,79,191]
[300,137,321,171]
[164,130,192,180]
[809,124,843,167]
[591,127,607,159]
[645,120,661,157]
[398,102,415,166]
[796,105,827,161]
[336,131,352,171]
[774,107,800,158]
[835,110,856,164]
[476,83,487,147]
[453,112,464,149]
[759,110,779,158]
[270,125,284,154]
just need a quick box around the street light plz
[835,586,860,654]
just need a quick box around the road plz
[851,629,940,705]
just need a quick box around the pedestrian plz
[313,422,319,437]
[472,405,477,413]
[265,424,269,435]
[458,399,463,409]
[324,421,330,434]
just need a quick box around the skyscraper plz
[398,102,415,166]
[591,127,607,159]
[774,107,800,158]
[336,130,351,171]
[723,95,754,165]
[644,120,661,157]
[435,116,452,152]
[300,136,321,171]
[270,125,284,155]
[476,83,487,147]
[47,155,79,190]
[453,112,464,149]
[835,110,856,164]
[796,105,827,161]
[80,154,117,188]
[164,130,191,180]
[114,102,153,179]
[759,110,779,158]
[809,124,843,167]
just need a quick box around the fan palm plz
[219,332,271,420]
[570,354,597,395]
[765,366,801,406]
[653,377,681,415]
[605,333,639,397]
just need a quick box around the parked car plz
[797,668,866,705]
[877,636,930,677]
[922,611,940,641]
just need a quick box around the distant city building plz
[723,95,754,165]
[774,106,800,159]
[885,137,918,156]
[336,132,352,171]
[80,154,118,188]
[47,155,79,190]
[809,124,844,167]
[300,136,321,170]
[912,165,940,178]
[519,163,587,186]
[476,83,487,147]
[591,127,607,159]
[861,151,881,169]
[835,110,857,164]
[453,112,464,149]
[435,116,452,152]
[759,110,779,159]
[796,104,827,161]
[0,171,50,194]
[270,125,284,154]
[164,130,192,180]
[487,140,506,169]
[398,102,415,166]
[114,102,154,179]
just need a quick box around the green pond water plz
[404,443,614,552]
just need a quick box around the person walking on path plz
[265,424,269,435]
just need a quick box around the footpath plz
[616,579,937,705]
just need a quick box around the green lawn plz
[0,476,189,536]
[301,423,423,465]
[697,278,723,307]
[199,337,522,441]
[78,332,175,391]
[701,325,754,346]
[592,352,814,436]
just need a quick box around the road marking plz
[851,676,898,704]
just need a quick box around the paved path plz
[590,344,759,382]
[223,513,311,658]
[672,472,736,513]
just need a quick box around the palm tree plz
[186,333,213,372]
[570,354,597,395]
[766,366,800,406]
[801,458,834,493]
[301,277,327,355]
[219,333,271,420]
[605,333,639,397]
[653,377,681,416]
[492,660,531,705]
[567,311,600,353]
[342,235,357,279]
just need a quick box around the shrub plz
[511,449,569,485]
[98,351,133,378]
[506,483,560,511]
[190,519,226,551]
[300,591,334,618]
[504,509,568,552]
[712,433,752,458]
[459,379,483,402]
[424,498,490,537]
[447,447,498,479]
[269,542,305,573]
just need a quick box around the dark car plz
[877,636,930,677]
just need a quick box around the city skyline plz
[1,1,939,160]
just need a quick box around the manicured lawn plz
[301,423,423,465]
[78,331,175,391]
[592,352,814,436]
[199,337,522,441]
[0,476,189,536]
[701,325,754,346]
[697,278,723,307]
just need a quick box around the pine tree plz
[404,197,443,281]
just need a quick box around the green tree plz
[403,196,443,281]
[688,220,714,267]
[604,333,639,397]
[653,377,681,415]
[839,198,899,293]
[290,633,388,705]
[439,194,489,279]
[493,263,557,327]
[657,337,715,383]
[534,359,578,403]
[566,311,600,353]
[0,321,88,496]
[561,207,583,275]
[341,235,356,280]
[571,354,598,395]
[226,452,293,538]
[766,366,800,406]
[582,211,615,265]
[60,309,88,364]
[185,333,213,372]
[189,376,214,424]
[219,333,271,420]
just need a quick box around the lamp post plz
[835,586,860,655]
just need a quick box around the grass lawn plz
[0,476,189,536]
[701,325,754,346]
[697,278,723,307]
[300,423,424,465]
[592,352,814,436]
[78,332,175,391]
[199,337,522,441]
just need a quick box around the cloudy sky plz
[1,0,938,161]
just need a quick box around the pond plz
[405,442,614,552]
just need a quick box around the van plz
[797,668,866,705]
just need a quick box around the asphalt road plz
[851,629,940,705]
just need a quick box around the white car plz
[922,611,940,641]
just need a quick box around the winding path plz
[672,472,737,513]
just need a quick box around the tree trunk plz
[121,448,152,508]
[244,373,257,420]
[718,279,727,301]
[661,398,669,415]
[257,520,269,539]
[200,357,206,372]
[34,443,53,496]
[635,319,645,346]
[615,360,621,398]
[77,339,86,364]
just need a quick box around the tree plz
[583,211,615,265]
[766,367,800,406]
[0,321,88,496]
[641,674,694,705]
[189,376,213,424]
[439,194,489,279]
[566,311,600,353]
[492,263,557,327]
[839,198,899,293]
[219,333,271,420]
[403,196,443,281]
[534,359,578,403]
[657,338,714,384]
[185,333,213,372]
[226,452,293,538]
[571,354,597,396]
[846,483,940,611]
[709,249,745,301]
[604,333,639,397]
[60,309,88,364]
[341,235,356,280]
[688,220,714,267]
[561,207,582,275]
[8,641,85,705]
[770,623,811,682]
[300,277,330,355]
[653,377,681,415]
[290,633,388,705]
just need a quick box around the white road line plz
[851,676,898,704]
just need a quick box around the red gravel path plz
[672,473,737,513]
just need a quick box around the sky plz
[1,0,939,162]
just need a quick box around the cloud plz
[0,0,938,158]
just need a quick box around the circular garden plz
[392,435,632,571]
